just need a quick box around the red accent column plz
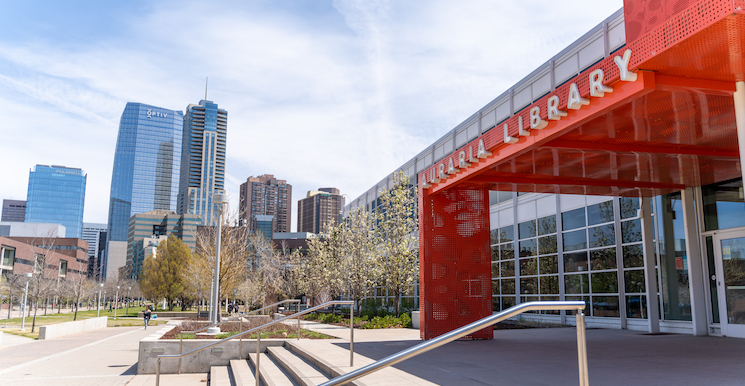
[419,186,493,340]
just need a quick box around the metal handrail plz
[177,299,300,373]
[156,300,355,386]
[319,301,589,386]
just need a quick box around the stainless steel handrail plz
[319,301,589,386]
[177,299,300,373]
[156,300,355,386]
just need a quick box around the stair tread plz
[230,359,256,386]
[127,373,209,386]
[287,340,438,386]
[268,346,329,386]
[210,365,231,386]
[249,352,295,386]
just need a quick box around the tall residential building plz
[105,102,183,280]
[82,222,106,279]
[1,199,26,222]
[239,175,292,233]
[177,100,228,226]
[25,165,86,238]
[297,188,344,234]
[125,210,200,279]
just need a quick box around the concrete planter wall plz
[39,316,108,340]
[137,325,285,374]
[412,311,420,329]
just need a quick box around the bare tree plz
[64,275,96,320]
[194,212,250,317]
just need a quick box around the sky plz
[0,0,625,231]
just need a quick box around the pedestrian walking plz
[143,305,152,330]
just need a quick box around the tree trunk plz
[394,294,400,317]
[73,298,79,321]
[31,301,39,333]
[6,294,11,320]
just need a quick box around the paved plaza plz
[0,320,744,385]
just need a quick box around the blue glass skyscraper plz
[25,165,87,238]
[178,100,227,226]
[106,103,184,243]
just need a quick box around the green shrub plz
[360,313,412,329]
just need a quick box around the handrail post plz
[576,311,589,386]
[350,311,354,367]
[297,314,301,340]
[156,357,161,386]
[239,317,243,360]
[178,333,183,374]
[255,331,261,386]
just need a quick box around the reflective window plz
[562,208,586,230]
[621,219,642,243]
[519,239,536,257]
[519,220,536,239]
[702,178,745,231]
[587,201,614,226]
[538,215,557,235]
[563,229,587,251]
[620,197,639,219]
[589,224,615,247]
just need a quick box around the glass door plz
[713,229,745,338]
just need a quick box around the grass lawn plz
[1,307,166,339]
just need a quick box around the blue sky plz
[0,0,624,230]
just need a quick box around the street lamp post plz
[125,286,131,317]
[114,286,120,319]
[20,272,32,331]
[208,192,229,332]
[97,283,104,317]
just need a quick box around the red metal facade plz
[419,186,492,340]
[418,0,745,340]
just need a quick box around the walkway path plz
[0,326,152,386]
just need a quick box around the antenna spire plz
[204,77,209,100]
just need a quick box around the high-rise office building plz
[107,102,184,243]
[82,222,106,279]
[125,210,200,279]
[239,174,292,233]
[178,100,228,226]
[25,165,86,238]
[1,199,26,222]
[104,102,183,279]
[298,188,344,234]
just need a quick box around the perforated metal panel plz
[419,186,492,340]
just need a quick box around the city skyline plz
[0,1,624,230]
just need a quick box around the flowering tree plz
[376,171,419,316]
[338,207,379,317]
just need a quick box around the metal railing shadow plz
[319,300,589,386]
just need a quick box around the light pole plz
[114,286,120,319]
[20,272,32,331]
[125,286,131,317]
[97,283,104,317]
[208,192,229,332]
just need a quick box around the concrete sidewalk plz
[0,326,153,386]
[316,327,745,386]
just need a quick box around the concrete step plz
[287,340,437,386]
[210,365,232,386]
[267,346,329,386]
[126,373,210,386]
[249,352,295,386]
[230,359,256,386]
[284,340,362,385]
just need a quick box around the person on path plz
[143,305,152,330]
